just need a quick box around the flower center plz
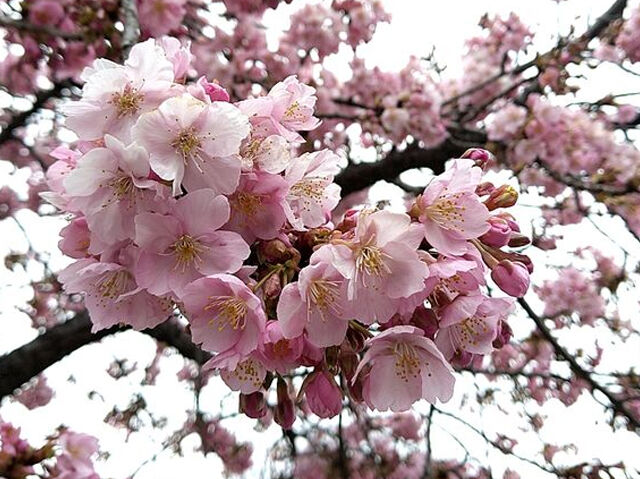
[205,296,248,331]
[457,316,488,348]
[355,244,389,278]
[110,85,144,118]
[233,192,263,217]
[426,193,466,230]
[171,128,202,162]
[272,339,292,358]
[289,178,327,204]
[171,235,207,272]
[393,342,421,382]
[283,101,301,120]
[96,270,131,300]
[229,358,263,388]
[109,175,136,202]
[308,279,341,316]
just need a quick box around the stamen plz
[393,343,422,382]
[171,235,208,272]
[308,279,342,319]
[110,85,144,118]
[96,270,131,300]
[204,296,248,331]
[171,128,202,163]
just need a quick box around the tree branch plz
[518,298,640,431]
[0,15,83,40]
[0,82,69,146]
[335,139,468,196]
[0,312,209,401]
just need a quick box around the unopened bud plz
[484,185,518,210]
[475,182,495,197]
[274,377,296,430]
[240,391,267,419]
[461,148,495,171]
[410,306,439,339]
[492,319,513,349]
[491,260,530,297]
[480,216,512,247]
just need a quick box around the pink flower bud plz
[410,306,439,339]
[202,80,230,102]
[240,391,267,419]
[304,371,342,419]
[480,216,512,247]
[492,319,513,349]
[485,185,518,210]
[475,182,495,197]
[491,260,530,297]
[274,378,296,430]
[461,148,495,171]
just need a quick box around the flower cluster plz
[49,39,530,424]
[0,420,100,479]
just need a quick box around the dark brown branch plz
[120,0,140,58]
[335,139,468,196]
[536,159,637,196]
[0,312,209,401]
[518,298,640,431]
[0,15,83,40]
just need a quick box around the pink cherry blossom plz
[133,93,249,195]
[284,150,342,230]
[138,0,187,37]
[238,75,320,142]
[226,171,289,242]
[209,352,267,395]
[239,134,291,174]
[435,292,514,360]
[182,274,266,356]
[63,135,168,246]
[62,39,176,142]
[415,158,490,256]
[327,210,428,324]
[58,247,173,332]
[259,320,304,374]
[134,189,249,296]
[354,325,455,411]
[277,252,352,347]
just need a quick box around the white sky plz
[1,1,640,478]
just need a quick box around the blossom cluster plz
[48,38,530,425]
[0,420,100,479]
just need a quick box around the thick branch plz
[335,139,468,196]
[0,82,68,146]
[518,298,640,431]
[0,312,208,400]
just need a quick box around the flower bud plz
[202,79,230,102]
[410,306,439,339]
[492,319,513,349]
[475,182,495,197]
[274,377,296,430]
[491,260,530,297]
[304,371,343,419]
[484,185,518,210]
[480,216,512,247]
[461,148,495,171]
[258,239,293,264]
[240,391,267,419]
